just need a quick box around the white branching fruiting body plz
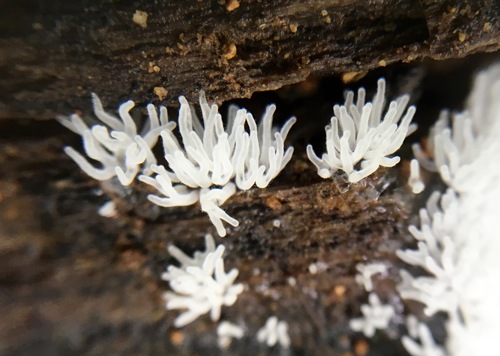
[140,92,296,236]
[307,78,416,182]
[402,316,445,356]
[349,293,395,337]
[408,159,425,194]
[354,262,387,292]
[256,316,291,349]
[59,90,295,236]
[58,93,175,186]
[398,63,500,356]
[397,189,462,316]
[162,234,244,328]
[217,321,245,349]
[413,65,500,192]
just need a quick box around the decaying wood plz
[0,121,413,355]
[0,0,498,119]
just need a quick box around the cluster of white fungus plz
[60,91,295,236]
[413,65,500,192]
[97,200,117,218]
[402,316,445,356]
[396,189,460,316]
[397,63,500,356]
[217,321,245,349]
[58,93,174,186]
[349,293,395,337]
[256,316,291,349]
[307,78,417,182]
[162,234,244,327]
[140,92,296,236]
[354,262,387,292]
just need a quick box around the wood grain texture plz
[0,0,498,119]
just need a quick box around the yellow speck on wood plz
[342,71,367,84]
[170,330,185,346]
[223,43,237,60]
[378,59,387,67]
[334,285,346,297]
[225,0,240,11]
[354,339,369,356]
[132,10,148,29]
[405,54,415,62]
[148,62,161,73]
[154,87,168,101]
[177,43,189,56]
[265,196,283,211]
[458,31,467,42]
[289,23,298,33]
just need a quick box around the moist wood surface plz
[0,0,498,119]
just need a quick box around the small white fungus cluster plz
[60,91,295,236]
[396,190,460,316]
[413,64,500,191]
[354,262,387,292]
[140,92,296,236]
[162,234,244,327]
[349,293,395,337]
[408,159,425,194]
[217,321,245,349]
[307,78,416,182]
[256,316,291,349]
[58,93,174,186]
[401,316,445,356]
[97,200,117,218]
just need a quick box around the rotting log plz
[0,0,498,119]
[0,121,412,355]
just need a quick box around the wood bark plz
[0,0,498,119]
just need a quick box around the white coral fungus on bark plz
[307,78,416,182]
[140,92,296,236]
[162,234,244,327]
[58,93,174,185]
[349,293,395,337]
[256,316,291,349]
[217,321,245,349]
[59,91,295,236]
[398,63,500,356]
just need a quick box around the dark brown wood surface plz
[0,0,498,119]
